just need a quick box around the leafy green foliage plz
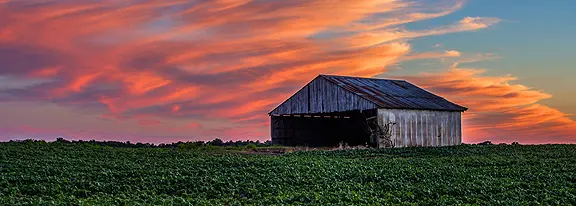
[1,142,574,205]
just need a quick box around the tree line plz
[4,137,274,148]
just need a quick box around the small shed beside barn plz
[268,74,467,148]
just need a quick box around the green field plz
[1,142,575,205]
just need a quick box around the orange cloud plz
[29,67,61,77]
[187,122,202,129]
[3,0,461,114]
[397,67,576,144]
[171,105,181,113]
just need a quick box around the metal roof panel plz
[319,74,467,112]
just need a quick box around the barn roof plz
[319,74,467,112]
[269,74,467,115]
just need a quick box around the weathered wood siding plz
[270,77,378,115]
[378,109,462,148]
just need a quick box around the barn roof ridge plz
[318,74,407,82]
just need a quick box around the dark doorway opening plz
[270,110,377,147]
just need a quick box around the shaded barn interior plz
[271,110,377,147]
[269,74,467,148]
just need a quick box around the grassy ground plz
[0,142,575,205]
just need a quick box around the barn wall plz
[270,77,378,115]
[377,109,462,148]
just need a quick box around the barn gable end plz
[269,76,378,115]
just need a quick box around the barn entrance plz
[270,110,377,147]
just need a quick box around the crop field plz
[1,142,575,205]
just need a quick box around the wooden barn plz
[269,74,468,148]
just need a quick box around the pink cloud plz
[137,119,163,127]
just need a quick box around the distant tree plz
[209,138,224,146]
[56,137,69,143]
[478,141,493,145]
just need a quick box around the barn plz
[268,74,468,148]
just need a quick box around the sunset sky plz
[0,0,574,144]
